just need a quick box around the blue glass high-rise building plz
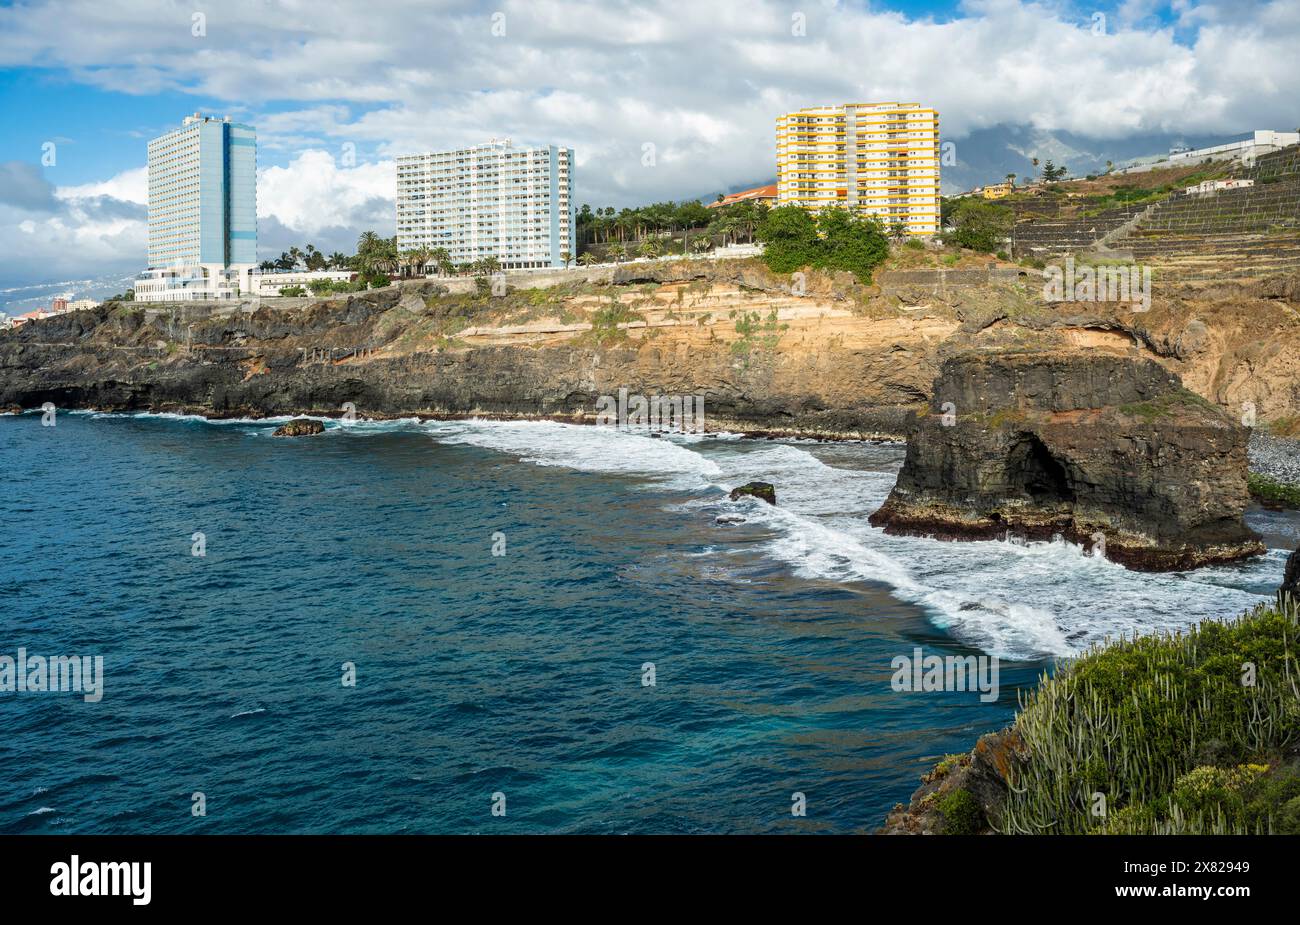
[139,114,257,301]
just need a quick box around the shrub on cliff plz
[1248,473,1300,510]
[999,597,1300,834]
[755,205,889,282]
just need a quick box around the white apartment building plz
[139,113,258,301]
[776,102,941,235]
[396,139,575,270]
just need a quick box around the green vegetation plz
[940,198,1014,253]
[938,788,985,835]
[583,299,644,344]
[307,278,365,296]
[729,308,788,355]
[1000,598,1300,834]
[1119,388,1218,420]
[755,205,889,282]
[576,198,757,261]
[1248,473,1300,510]
[1039,160,1069,182]
[278,286,306,297]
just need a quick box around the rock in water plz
[1283,546,1300,601]
[729,481,776,505]
[868,351,1264,572]
[272,418,325,437]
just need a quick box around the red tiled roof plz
[708,184,778,208]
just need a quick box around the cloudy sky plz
[1,0,1298,299]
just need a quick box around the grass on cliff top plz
[995,596,1300,834]
[1119,387,1220,421]
[1248,473,1300,510]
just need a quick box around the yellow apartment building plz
[775,102,941,235]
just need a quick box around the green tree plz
[941,198,1014,252]
[755,206,821,273]
[815,207,889,280]
[755,206,889,282]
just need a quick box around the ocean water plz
[0,411,1292,834]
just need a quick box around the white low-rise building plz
[1185,178,1255,196]
[252,270,355,297]
[1118,130,1300,175]
[134,266,244,302]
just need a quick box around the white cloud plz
[2,0,1299,286]
[257,150,394,237]
[56,166,148,205]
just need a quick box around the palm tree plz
[1005,173,1016,188]
[607,242,627,263]
[637,238,662,259]
[327,251,348,270]
[691,237,712,254]
[578,252,599,266]
[430,247,453,277]
[560,250,573,268]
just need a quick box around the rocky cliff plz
[868,351,1264,570]
[2,259,1299,441]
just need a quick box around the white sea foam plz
[424,419,722,488]
[416,419,1281,661]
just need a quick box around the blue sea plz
[0,411,1293,834]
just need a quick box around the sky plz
[0,0,1298,300]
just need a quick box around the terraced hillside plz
[1111,144,1300,281]
[1010,203,1147,260]
[1002,164,1222,260]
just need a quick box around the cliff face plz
[2,260,1298,439]
[868,352,1264,570]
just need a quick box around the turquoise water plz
[0,412,1291,833]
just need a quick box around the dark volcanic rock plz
[729,481,776,505]
[869,351,1264,572]
[1283,546,1300,601]
[272,418,324,437]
